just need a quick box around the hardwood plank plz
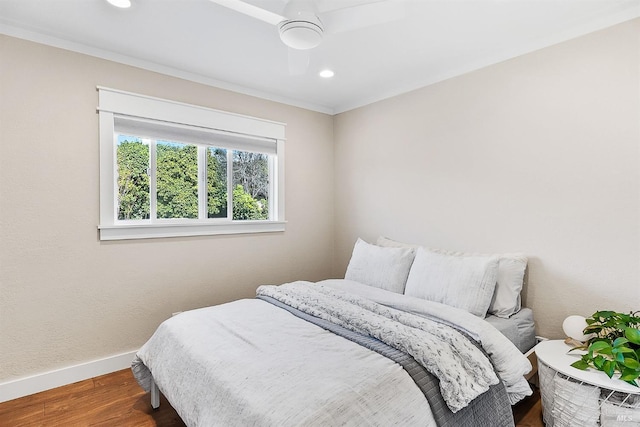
[0,370,183,427]
[87,394,186,427]
[44,387,126,420]
[0,368,542,426]
[0,378,95,426]
[92,369,137,389]
[513,386,544,427]
[0,402,44,426]
[515,399,544,427]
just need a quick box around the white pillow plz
[344,238,416,294]
[404,247,499,317]
[377,236,527,318]
[487,256,527,317]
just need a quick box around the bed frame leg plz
[150,378,160,409]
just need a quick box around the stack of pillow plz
[344,237,527,319]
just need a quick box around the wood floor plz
[513,387,544,427]
[0,370,185,427]
[0,369,544,426]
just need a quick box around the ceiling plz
[0,0,638,114]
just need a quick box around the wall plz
[333,19,640,339]
[0,35,334,382]
[1,16,638,392]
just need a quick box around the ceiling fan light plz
[279,20,323,50]
[106,0,131,8]
[319,69,334,78]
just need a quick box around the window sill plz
[98,221,286,241]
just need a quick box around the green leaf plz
[615,352,625,363]
[596,311,616,320]
[590,341,612,355]
[613,337,630,347]
[625,328,640,345]
[593,355,606,369]
[619,369,639,382]
[571,360,590,370]
[584,325,601,334]
[623,358,640,370]
[603,360,616,378]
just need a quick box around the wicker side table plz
[536,340,640,427]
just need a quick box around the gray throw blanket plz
[257,282,500,413]
[259,295,515,427]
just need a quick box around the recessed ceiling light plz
[106,0,131,8]
[319,69,334,78]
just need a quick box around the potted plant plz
[570,310,640,386]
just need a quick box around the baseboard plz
[0,350,137,403]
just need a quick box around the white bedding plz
[133,279,532,426]
[134,298,437,426]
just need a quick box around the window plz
[98,87,285,240]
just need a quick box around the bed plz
[132,237,536,426]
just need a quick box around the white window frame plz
[97,87,286,241]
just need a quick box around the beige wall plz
[1,17,639,383]
[333,19,640,339]
[0,35,334,380]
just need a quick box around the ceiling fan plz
[209,0,404,75]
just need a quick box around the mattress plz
[485,308,536,354]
